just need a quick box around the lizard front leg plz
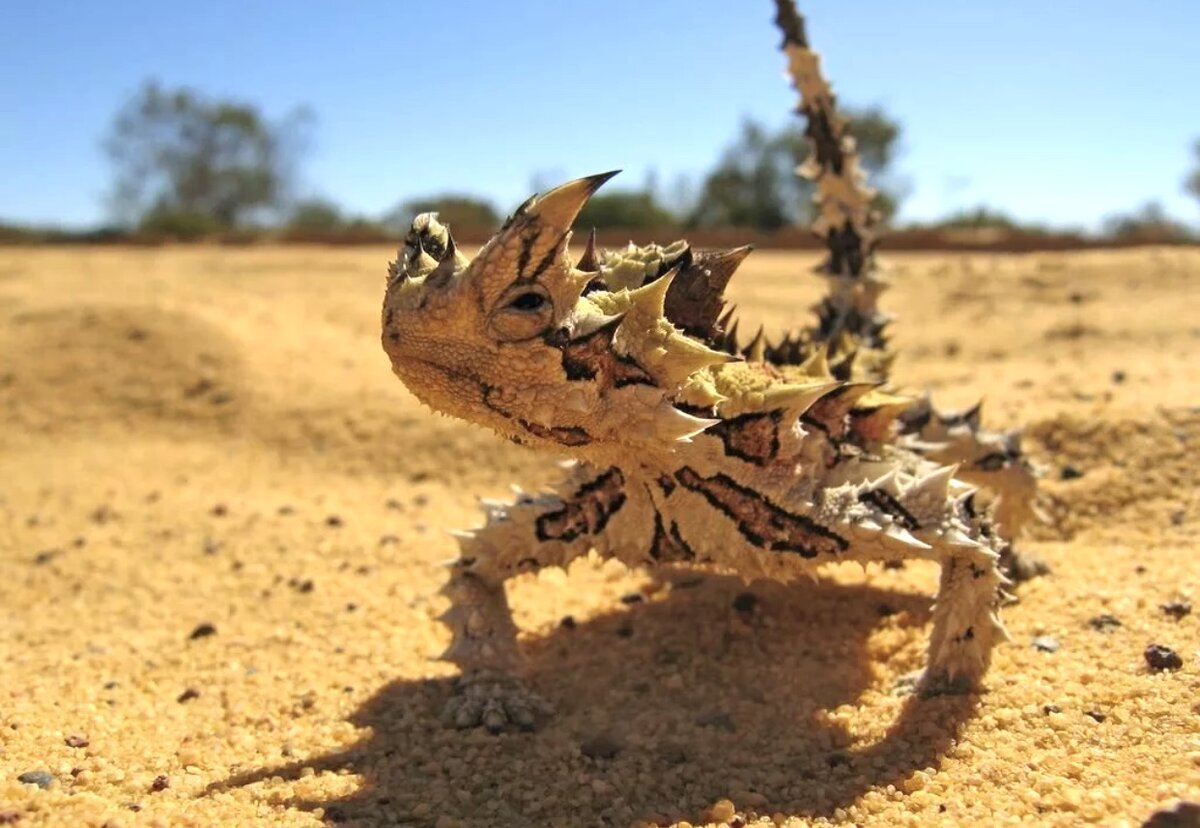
[437,465,627,732]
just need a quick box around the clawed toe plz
[441,677,554,733]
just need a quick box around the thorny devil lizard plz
[381,0,1042,733]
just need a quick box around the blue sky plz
[3,0,1199,230]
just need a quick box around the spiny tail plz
[772,1,1040,542]
[773,0,892,383]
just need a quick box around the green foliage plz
[930,206,1024,232]
[137,208,225,241]
[687,108,904,231]
[576,191,676,229]
[287,199,345,232]
[1186,139,1200,210]
[387,195,500,233]
[105,81,311,229]
[1102,201,1193,243]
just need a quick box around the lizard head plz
[381,172,743,464]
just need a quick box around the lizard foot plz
[440,675,554,733]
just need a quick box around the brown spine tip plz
[577,228,600,273]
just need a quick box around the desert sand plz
[1,244,1197,827]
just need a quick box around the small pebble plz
[325,515,343,528]
[1087,614,1121,632]
[1007,551,1052,582]
[708,799,737,823]
[64,734,89,748]
[17,771,53,789]
[560,615,576,630]
[732,592,758,613]
[188,623,217,640]
[1033,635,1061,653]
[1085,710,1107,723]
[1111,370,1126,384]
[580,733,622,759]
[150,775,170,792]
[1141,801,1200,828]
[620,592,644,605]
[177,687,200,703]
[32,549,59,565]
[1160,600,1191,620]
[210,503,228,517]
[695,712,737,732]
[1144,644,1183,671]
[1060,465,1084,481]
[1042,704,1062,715]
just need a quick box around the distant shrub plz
[1102,201,1193,243]
[286,199,345,233]
[576,191,677,229]
[137,209,224,241]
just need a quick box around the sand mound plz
[0,246,1196,827]
[1,303,244,435]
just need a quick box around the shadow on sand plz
[215,572,977,826]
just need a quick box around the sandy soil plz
[1,245,1197,827]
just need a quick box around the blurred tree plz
[385,195,500,233]
[286,198,345,232]
[931,206,1023,231]
[687,108,904,231]
[1102,201,1192,242]
[105,81,312,229]
[1186,138,1200,213]
[576,190,676,229]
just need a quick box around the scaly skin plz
[380,1,1037,732]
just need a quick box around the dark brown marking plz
[516,226,538,277]
[674,467,848,558]
[528,237,563,281]
[553,316,655,389]
[657,475,677,496]
[708,411,781,465]
[858,489,920,530]
[519,420,592,447]
[536,468,627,543]
[648,510,696,563]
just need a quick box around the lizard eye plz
[489,284,554,342]
[507,292,546,311]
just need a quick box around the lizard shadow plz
[217,570,977,826]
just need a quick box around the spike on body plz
[380,0,1039,732]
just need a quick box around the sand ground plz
[1,245,1197,827]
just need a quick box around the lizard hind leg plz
[839,463,1010,695]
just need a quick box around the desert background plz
[1,243,1197,827]
[4,1,1200,826]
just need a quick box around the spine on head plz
[774,0,891,380]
